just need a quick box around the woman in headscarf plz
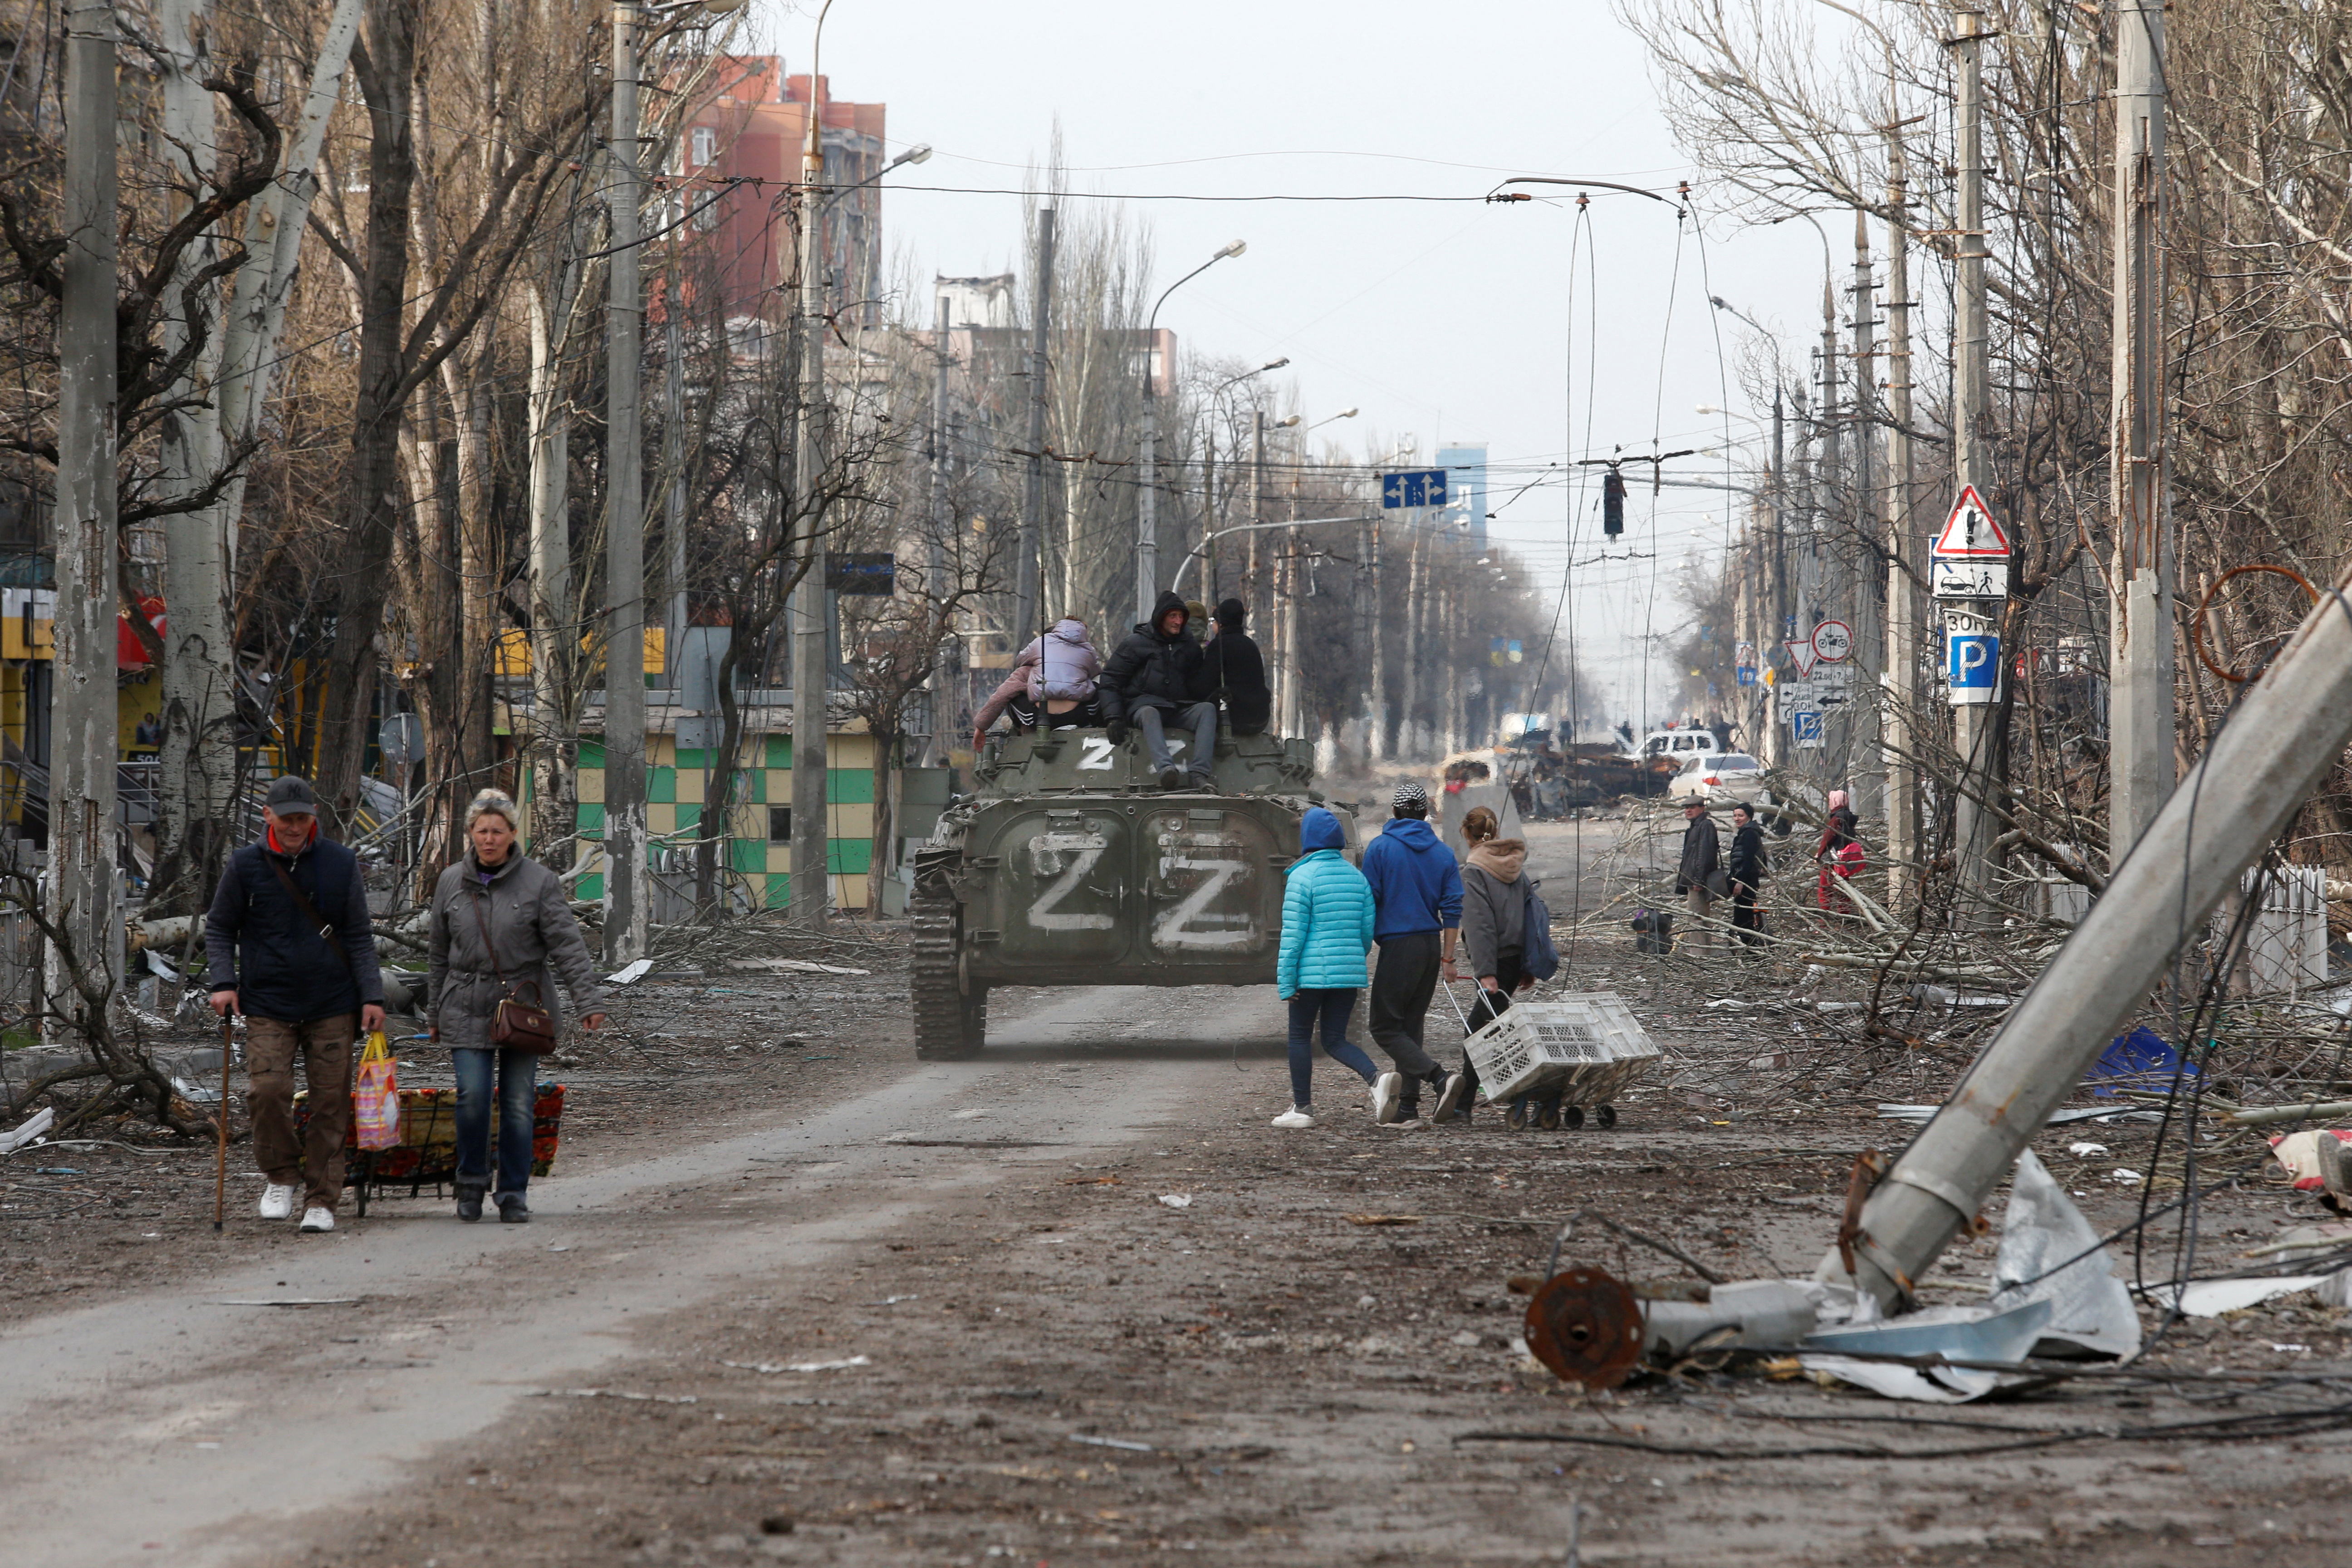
[1454,805,1552,1127]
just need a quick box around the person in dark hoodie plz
[1203,598,1271,737]
[1360,779,1466,1125]
[1101,590,1217,790]
[1726,801,1769,946]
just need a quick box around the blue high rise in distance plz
[1436,443,1489,552]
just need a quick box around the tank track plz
[911,894,984,1059]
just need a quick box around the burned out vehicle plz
[909,729,1356,1058]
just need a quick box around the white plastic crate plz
[1461,991,1662,1107]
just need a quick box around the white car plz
[1666,752,1774,806]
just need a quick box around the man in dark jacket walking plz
[1361,780,1467,1124]
[1203,598,1271,737]
[1674,798,1723,953]
[206,776,385,1233]
[1101,591,1218,790]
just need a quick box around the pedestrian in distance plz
[1674,797,1724,952]
[1816,788,1866,916]
[1361,779,1467,1126]
[426,789,609,1224]
[1727,802,1769,947]
[205,775,387,1235]
[1203,598,1271,738]
[1100,590,1218,791]
[971,613,1102,750]
[1453,805,1549,1125]
[1271,806,1382,1129]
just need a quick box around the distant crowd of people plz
[970,593,1269,789]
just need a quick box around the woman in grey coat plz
[427,789,608,1222]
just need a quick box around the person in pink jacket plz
[971,616,1102,748]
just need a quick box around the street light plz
[1136,240,1248,623]
[1307,407,1359,431]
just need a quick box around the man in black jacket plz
[1100,591,1219,790]
[206,776,386,1233]
[1725,802,1768,947]
[1673,797,1722,953]
[1204,598,1271,737]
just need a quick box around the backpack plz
[1521,876,1560,981]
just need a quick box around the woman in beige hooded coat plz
[1451,805,1550,1127]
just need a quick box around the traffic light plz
[1602,468,1626,537]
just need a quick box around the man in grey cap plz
[206,776,385,1233]
[1358,779,1466,1124]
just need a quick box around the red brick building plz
[678,58,888,325]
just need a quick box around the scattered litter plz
[32,1167,84,1176]
[2145,1271,2352,1315]
[1,1107,55,1153]
[1070,1434,1154,1453]
[723,1356,873,1374]
[952,1108,991,1120]
[548,1245,572,1253]
[2068,1142,2109,1158]
[1060,1175,1121,1186]
[1987,1152,2142,1359]
[864,1295,919,1305]
[2109,1168,2145,1185]
[537,1387,697,1404]
[2273,1343,2311,1353]
[1450,1330,1482,1347]
[1157,1194,1193,1209]
[725,958,872,976]
[604,958,655,986]
[2265,1129,2352,1191]
[2089,1024,2196,1093]
[211,1298,360,1307]
[1343,1214,1423,1226]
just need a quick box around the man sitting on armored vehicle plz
[971,614,1102,750]
[1203,597,1271,738]
[1101,591,1218,791]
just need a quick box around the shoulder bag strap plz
[266,853,355,978]
[469,877,543,1006]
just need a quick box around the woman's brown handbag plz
[471,886,559,1054]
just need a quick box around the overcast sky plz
[754,0,1843,735]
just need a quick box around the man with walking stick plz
[205,777,385,1234]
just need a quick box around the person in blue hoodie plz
[1359,779,1467,1124]
[1272,807,1381,1129]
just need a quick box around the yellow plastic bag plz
[353,1030,401,1151]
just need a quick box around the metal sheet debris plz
[1801,1298,2053,1403]
[1986,1151,2141,1359]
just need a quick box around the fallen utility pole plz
[1818,571,2352,1310]
[50,0,121,1046]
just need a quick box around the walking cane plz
[213,1012,232,1232]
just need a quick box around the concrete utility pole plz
[2109,0,2173,858]
[665,266,689,696]
[1014,206,1054,647]
[925,293,954,766]
[1882,117,1921,906]
[1820,569,2352,1309]
[1366,518,1389,762]
[1247,411,1265,609]
[602,0,649,962]
[789,70,831,927]
[1948,3,1997,898]
[50,0,120,1043]
[1847,211,1882,819]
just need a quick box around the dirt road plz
[6,848,2351,1565]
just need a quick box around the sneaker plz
[496,1192,531,1224]
[1272,1106,1315,1129]
[1431,1071,1467,1122]
[257,1182,297,1221]
[299,1205,334,1233]
[1371,1073,1404,1124]
[1158,765,1185,791]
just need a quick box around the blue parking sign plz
[1947,632,1999,705]
[1790,710,1823,742]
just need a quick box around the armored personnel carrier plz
[909,728,1357,1058]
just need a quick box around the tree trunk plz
[525,280,579,868]
[313,0,420,836]
[868,716,896,913]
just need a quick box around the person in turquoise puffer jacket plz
[1271,807,1381,1129]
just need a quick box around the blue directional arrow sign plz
[1381,469,1448,509]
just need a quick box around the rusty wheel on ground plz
[1524,1266,1646,1390]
